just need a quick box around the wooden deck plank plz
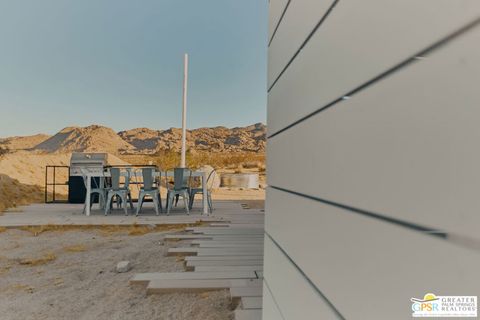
[186,260,264,267]
[130,271,257,285]
[230,286,263,298]
[207,223,265,228]
[192,239,263,244]
[146,279,232,293]
[197,248,264,256]
[234,309,262,320]
[169,247,263,256]
[189,227,264,235]
[185,256,263,261]
[194,266,263,272]
[145,278,259,294]
[241,297,263,310]
[164,234,214,240]
[196,243,263,248]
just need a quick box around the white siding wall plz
[264,1,480,319]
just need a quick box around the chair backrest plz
[110,168,121,190]
[142,168,154,191]
[173,168,191,190]
[206,169,217,192]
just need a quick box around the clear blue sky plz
[0,0,267,136]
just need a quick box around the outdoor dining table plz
[82,168,208,216]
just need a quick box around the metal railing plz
[45,165,70,203]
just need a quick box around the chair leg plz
[122,193,128,216]
[166,193,174,215]
[128,192,134,210]
[183,193,190,215]
[158,192,163,213]
[136,192,144,216]
[207,193,213,213]
[153,192,160,216]
[189,191,195,210]
[105,193,112,216]
[175,194,179,207]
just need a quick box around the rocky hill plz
[34,125,135,154]
[0,134,50,150]
[119,123,266,153]
[1,123,266,154]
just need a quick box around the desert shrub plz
[121,151,265,171]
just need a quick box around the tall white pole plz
[180,53,188,168]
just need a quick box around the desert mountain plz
[0,134,50,150]
[119,123,266,153]
[34,125,135,154]
[1,123,266,154]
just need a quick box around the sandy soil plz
[0,228,234,320]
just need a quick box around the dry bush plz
[120,151,265,171]
[63,245,87,252]
[18,252,56,266]
[0,227,7,233]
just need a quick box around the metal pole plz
[181,53,188,168]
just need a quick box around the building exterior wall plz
[264,1,480,319]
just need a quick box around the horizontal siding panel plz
[268,0,335,87]
[268,0,289,40]
[263,236,341,320]
[265,188,480,319]
[267,0,480,134]
[268,26,480,240]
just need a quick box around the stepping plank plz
[194,266,263,272]
[186,260,263,267]
[189,227,264,234]
[234,309,262,320]
[211,235,264,240]
[185,255,263,261]
[195,230,264,235]
[168,248,263,256]
[145,278,259,294]
[208,223,264,228]
[230,286,263,298]
[146,279,231,294]
[164,234,214,240]
[241,297,263,309]
[131,271,257,285]
[197,249,263,256]
[196,243,263,249]
[192,240,264,245]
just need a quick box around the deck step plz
[192,240,264,245]
[194,266,263,272]
[130,271,257,285]
[241,297,263,309]
[164,234,213,240]
[195,242,263,248]
[230,286,263,298]
[186,260,263,268]
[145,278,260,294]
[185,255,263,261]
[234,309,262,320]
[168,247,263,256]
[146,279,231,293]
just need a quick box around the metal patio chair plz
[165,168,191,215]
[189,169,216,213]
[136,167,162,216]
[105,167,134,216]
[82,173,107,214]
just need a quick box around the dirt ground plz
[0,228,235,320]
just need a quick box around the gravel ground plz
[0,228,233,320]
